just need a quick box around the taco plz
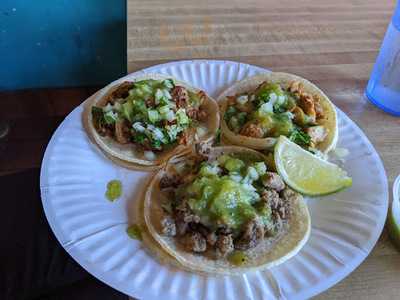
[143,145,310,275]
[84,74,219,168]
[218,72,338,153]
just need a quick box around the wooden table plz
[127,0,400,298]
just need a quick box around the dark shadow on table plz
[0,169,129,300]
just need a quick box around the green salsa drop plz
[105,180,122,202]
[126,224,142,241]
[228,251,248,266]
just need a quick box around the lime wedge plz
[274,136,352,196]
[388,178,400,250]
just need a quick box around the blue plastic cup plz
[366,1,400,116]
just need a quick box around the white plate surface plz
[40,60,388,300]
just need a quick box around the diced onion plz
[259,102,273,113]
[269,93,277,102]
[165,110,175,121]
[278,95,286,104]
[144,151,156,161]
[158,105,170,115]
[113,102,122,111]
[162,89,172,99]
[155,89,163,102]
[132,122,145,132]
[196,126,207,137]
[103,103,113,112]
[236,95,248,105]
[147,124,155,131]
[152,127,165,140]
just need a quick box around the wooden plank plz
[127,0,394,66]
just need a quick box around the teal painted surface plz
[0,0,126,91]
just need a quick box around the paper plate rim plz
[40,59,389,300]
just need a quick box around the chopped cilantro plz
[132,133,147,144]
[289,128,311,147]
[224,106,238,121]
[215,128,221,145]
[151,139,162,150]
[162,79,175,89]
[91,106,105,127]
[236,112,248,127]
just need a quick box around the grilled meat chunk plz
[171,86,189,108]
[240,122,264,138]
[160,215,176,236]
[261,172,285,191]
[115,120,131,144]
[215,234,234,258]
[306,125,328,144]
[234,218,265,250]
[174,202,200,236]
[182,232,207,252]
[108,81,132,103]
[159,174,181,189]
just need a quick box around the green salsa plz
[228,251,248,266]
[91,78,206,152]
[183,155,272,234]
[224,81,317,149]
[126,224,142,241]
[105,180,122,202]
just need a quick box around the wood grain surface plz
[128,0,400,298]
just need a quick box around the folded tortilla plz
[83,73,220,170]
[142,146,311,275]
[218,72,338,153]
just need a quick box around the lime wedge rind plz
[388,175,400,251]
[274,136,352,196]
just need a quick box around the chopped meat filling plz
[262,188,291,232]
[145,97,156,108]
[115,120,131,144]
[171,86,189,108]
[215,234,234,258]
[298,94,316,123]
[288,81,304,96]
[159,174,181,189]
[181,232,207,252]
[160,215,176,236]
[261,189,280,208]
[97,124,114,137]
[108,81,132,103]
[174,202,200,236]
[306,125,328,144]
[240,122,264,138]
[177,130,189,145]
[206,232,218,246]
[261,172,285,191]
[313,95,324,119]
[186,107,208,121]
[157,155,299,259]
[234,218,265,250]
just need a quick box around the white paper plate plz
[40,60,388,300]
